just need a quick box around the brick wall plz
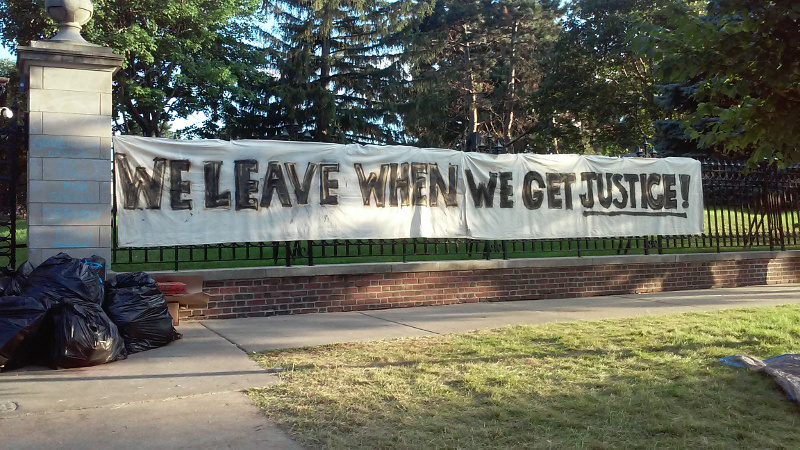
[162,252,800,322]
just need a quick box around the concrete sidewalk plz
[0,324,301,449]
[2,283,800,448]
[204,284,800,353]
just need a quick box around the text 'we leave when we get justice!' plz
[115,154,694,218]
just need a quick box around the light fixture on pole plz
[0,77,11,119]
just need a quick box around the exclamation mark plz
[679,174,690,208]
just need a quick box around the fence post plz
[17,21,123,266]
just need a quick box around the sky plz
[1,47,12,61]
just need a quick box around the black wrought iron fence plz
[0,99,24,270]
[110,161,800,271]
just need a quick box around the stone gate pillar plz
[17,2,123,266]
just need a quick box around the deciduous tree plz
[636,0,800,166]
[530,0,681,155]
[0,0,264,137]
[401,0,561,151]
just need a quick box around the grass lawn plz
[249,304,800,449]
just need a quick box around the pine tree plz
[263,0,430,143]
[651,82,719,159]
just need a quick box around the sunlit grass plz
[249,304,800,449]
[705,207,799,236]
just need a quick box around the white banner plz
[113,136,703,247]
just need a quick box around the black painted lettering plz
[410,163,428,206]
[354,163,388,207]
[169,159,192,210]
[611,173,627,209]
[596,173,613,208]
[563,173,576,210]
[499,172,514,208]
[115,154,166,210]
[522,171,545,210]
[204,161,231,209]
[389,163,410,207]
[285,162,317,206]
[646,173,664,209]
[429,164,458,207]
[623,174,639,208]
[465,169,497,208]
[234,160,259,210]
[639,174,648,209]
[580,172,597,208]
[663,174,677,209]
[261,161,292,208]
[679,174,691,208]
[320,163,339,205]
[546,173,575,210]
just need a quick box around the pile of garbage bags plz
[0,253,181,371]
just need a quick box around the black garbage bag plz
[0,268,11,294]
[22,253,103,306]
[46,301,127,369]
[82,255,107,284]
[20,253,125,369]
[0,296,54,370]
[105,272,181,354]
[1,262,34,296]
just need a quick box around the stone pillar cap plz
[17,41,124,75]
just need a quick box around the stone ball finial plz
[45,0,94,43]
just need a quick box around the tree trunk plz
[317,6,333,140]
[503,20,519,144]
[464,25,478,134]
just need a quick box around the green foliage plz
[531,0,676,155]
[0,58,20,106]
[635,0,800,166]
[0,58,14,76]
[261,0,430,143]
[1,0,795,164]
[0,0,54,48]
[401,0,562,151]
[0,0,264,137]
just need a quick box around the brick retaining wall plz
[150,251,800,322]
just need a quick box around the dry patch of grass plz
[249,305,800,449]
